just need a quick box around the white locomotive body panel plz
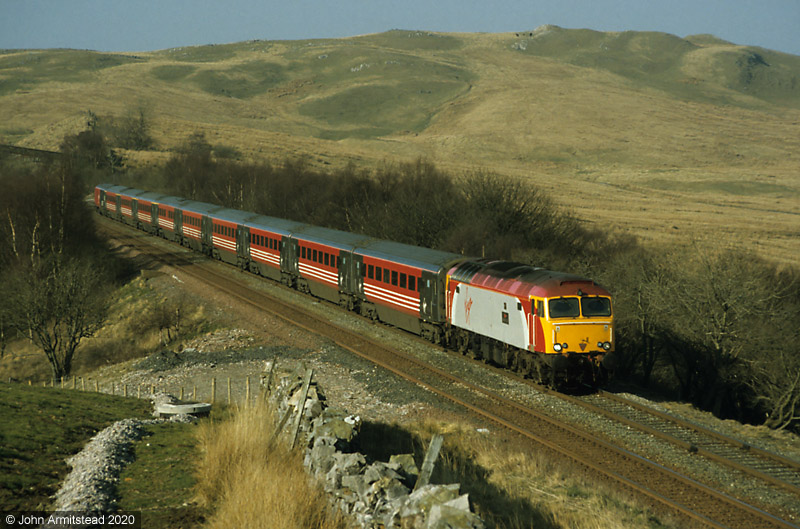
[451,283,529,350]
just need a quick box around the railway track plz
[572,391,800,492]
[97,216,799,529]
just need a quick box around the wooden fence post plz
[245,376,251,407]
[211,378,216,403]
[264,360,276,400]
[227,377,231,405]
[291,369,314,450]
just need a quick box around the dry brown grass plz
[408,420,676,529]
[195,402,347,529]
[3,32,798,264]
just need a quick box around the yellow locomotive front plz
[537,292,614,387]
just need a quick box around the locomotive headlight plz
[602,342,612,351]
[553,343,562,352]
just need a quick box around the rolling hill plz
[1,27,798,262]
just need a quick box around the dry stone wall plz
[269,368,486,529]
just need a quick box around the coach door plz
[237,225,249,261]
[420,270,437,321]
[175,210,183,239]
[201,216,213,252]
[281,236,299,276]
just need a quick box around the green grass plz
[300,80,468,138]
[644,178,795,196]
[117,421,208,528]
[0,50,144,95]
[151,64,197,82]
[0,383,152,511]
[191,61,286,99]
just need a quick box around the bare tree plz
[2,258,109,381]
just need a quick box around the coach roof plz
[245,215,306,237]
[358,239,464,272]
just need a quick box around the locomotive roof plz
[449,259,610,298]
[357,240,464,272]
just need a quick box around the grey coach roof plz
[246,215,307,237]
[357,239,465,272]
[291,224,374,251]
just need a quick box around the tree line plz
[1,118,797,432]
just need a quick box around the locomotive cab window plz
[548,297,580,319]
[581,297,612,317]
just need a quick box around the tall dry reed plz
[195,402,346,529]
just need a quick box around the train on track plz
[95,183,616,389]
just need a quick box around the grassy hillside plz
[1,27,798,262]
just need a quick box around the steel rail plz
[96,216,798,529]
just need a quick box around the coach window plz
[391,270,398,286]
[368,265,374,279]
[324,253,329,266]
[400,273,407,289]
[409,275,416,292]
[312,249,317,262]
[375,267,382,282]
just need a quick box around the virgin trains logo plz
[464,296,474,324]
